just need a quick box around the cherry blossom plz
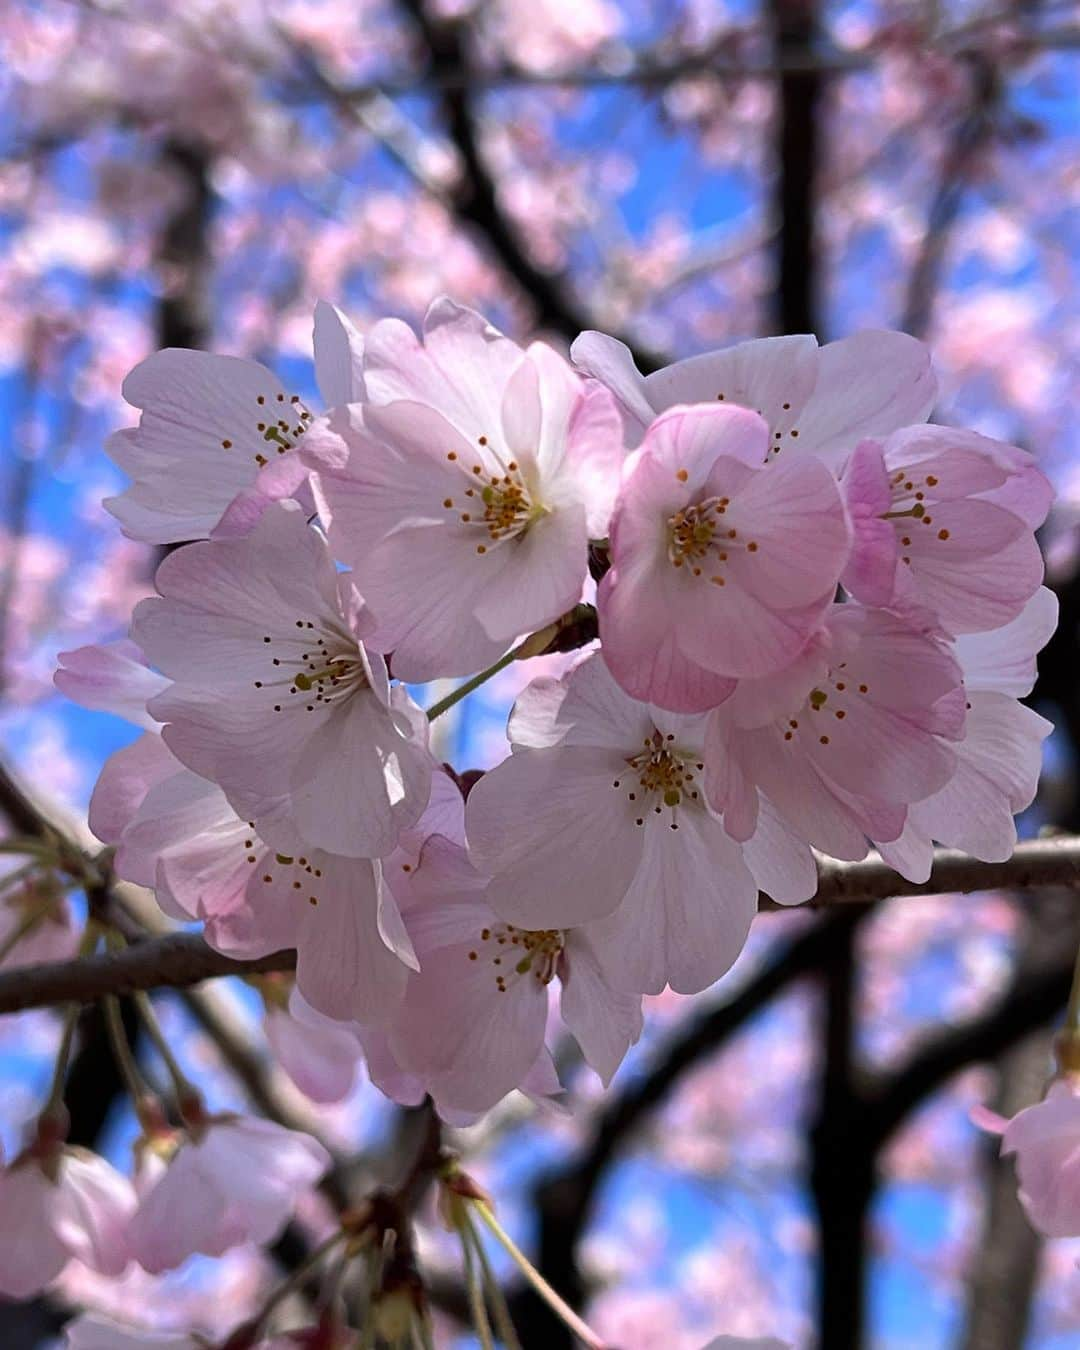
[598,402,850,710]
[572,328,936,463]
[54,639,169,731]
[92,736,416,1025]
[0,1130,135,1298]
[383,833,641,1116]
[704,605,965,858]
[974,1080,1080,1239]
[841,427,1050,632]
[103,302,366,546]
[132,501,433,859]
[58,634,421,1023]
[307,297,624,681]
[105,352,311,546]
[467,652,759,994]
[128,1110,330,1274]
[875,589,1056,882]
[263,987,361,1105]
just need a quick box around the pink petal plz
[794,330,937,467]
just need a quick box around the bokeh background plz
[1,1,1080,1346]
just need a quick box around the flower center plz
[252,620,368,714]
[667,497,758,583]
[780,666,870,748]
[441,449,547,555]
[223,389,313,467]
[614,730,704,828]
[246,835,326,907]
[881,468,950,565]
[467,922,565,993]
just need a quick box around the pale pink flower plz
[0,1134,135,1298]
[311,298,365,407]
[572,328,936,463]
[90,735,416,1025]
[875,589,1056,882]
[356,1024,427,1114]
[54,638,168,731]
[129,1112,330,1274]
[466,653,758,994]
[974,1080,1080,1239]
[841,426,1050,632]
[307,298,623,681]
[105,354,309,545]
[386,834,641,1116]
[103,303,363,545]
[58,629,419,1021]
[598,403,850,711]
[132,501,433,859]
[705,605,965,859]
[264,988,362,1104]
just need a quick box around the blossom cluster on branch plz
[0,296,1066,1345]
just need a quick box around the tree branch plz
[4,839,1080,1014]
[395,0,666,369]
[0,934,293,1014]
[866,946,1074,1147]
[901,55,1002,338]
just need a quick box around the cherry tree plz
[1,3,1079,1348]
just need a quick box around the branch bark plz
[511,911,1072,1347]
[959,1031,1046,1350]
[809,910,871,1350]
[4,839,1080,1014]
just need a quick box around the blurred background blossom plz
[1,1,1079,1346]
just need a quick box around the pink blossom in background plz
[128,1111,330,1274]
[0,877,77,970]
[0,1135,136,1299]
[975,1080,1080,1239]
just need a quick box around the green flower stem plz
[471,1200,607,1350]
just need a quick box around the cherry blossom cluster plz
[1,296,1059,1340]
[62,295,1057,1125]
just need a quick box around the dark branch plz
[396,0,666,370]
[901,56,1002,338]
[5,839,1080,1013]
